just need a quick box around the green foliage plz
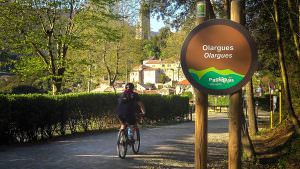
[143,27,172,59]
[11,85,45,94]
[141,94,189,122]
[0,0,119,94]
[254,95,271,111]
[13,56,48,80]
[143,41,160,58]
[158,73,170,83]
[0,93,189,144]
[0,51,17,72]
[181,92,193,99]
[65,4,144,90]
[246,0,300,101]
[277,159,287,169]
[150,0,196,29]
[161,31,187,59]
[208,95,229,106]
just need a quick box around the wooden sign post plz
[194,1,208,169]
[229,1,242,169]
[181,11,257,169]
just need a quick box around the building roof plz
[178,79,190,86]
[144,60,162,64]
[143,67,158,71]
[132,65,158,71]
[140,90,160,95]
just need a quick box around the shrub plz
[0,93,189,144]
[11,85,44,94]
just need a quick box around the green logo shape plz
[197,2,206,17]
[189,67,244,90]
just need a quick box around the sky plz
[150,16,166,32]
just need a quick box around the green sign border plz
[180,19,258,95]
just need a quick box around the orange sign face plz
[181,19,257,95]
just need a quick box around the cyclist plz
[116,83,146,134]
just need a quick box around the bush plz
[11,85,44,94]
[0,93,189,144]
[254,95,273,111]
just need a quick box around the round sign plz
[181,19,257,95]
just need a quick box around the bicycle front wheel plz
[132,128,140,154]
[117,130,127,159]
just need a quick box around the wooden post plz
[194,89,208,169]
[270,94,273,128]
[279,85,282,124]
[229,1,242,169]
[194,1,208,169]
[228,90,242,169]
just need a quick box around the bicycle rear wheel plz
[117,130,127,159]
[132,128,140,154]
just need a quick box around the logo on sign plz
[197,2,206,18]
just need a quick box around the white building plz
[130,59,185,85]
[143,67,161,84]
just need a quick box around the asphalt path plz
[0,113,229,169]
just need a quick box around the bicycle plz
[117,124,140,159]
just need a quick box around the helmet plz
[125,83,134,90]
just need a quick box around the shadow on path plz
[0,116,229,169]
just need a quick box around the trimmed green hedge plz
[0,93,189,144]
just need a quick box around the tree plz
[65,1,144,92]
[273,0,300,135]
[246,1,300,137]
[287,0,300,62]
[245,80,258,136]
[142,27,172,59]
[149,0,216,30]
[161,31,187,59]
[0,0,117,95]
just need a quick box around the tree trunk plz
[52,79,62,95]
[274,0,300,135]
[241,109,255,158]
[205,0,216,19]
[287,0,300,62]
[246,80,258,136]
[87,64,92,93]
[52,67,65,95]
[224,0,231,19]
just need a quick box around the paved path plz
[0,113,229,169]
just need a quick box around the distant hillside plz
[150,31,158,37]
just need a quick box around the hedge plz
[0,93,189,144]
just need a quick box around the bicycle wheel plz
[117,130,127,159]
[132,128,140,154]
